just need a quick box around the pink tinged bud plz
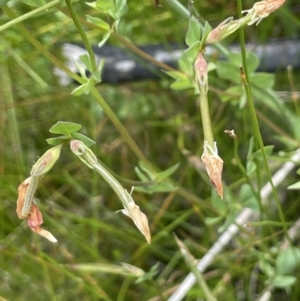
[253,0,285,18]
[26,202,43,230]
[27,203,57,243]
[30,144,62,177]
[194,53,208,87]
[70,139,98,169]
[206,17,233,44]
[245,0,286,25]
[201,141,224,199]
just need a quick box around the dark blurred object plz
[55,39,300,85]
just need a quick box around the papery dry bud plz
[243,0,286,25]
[31,144,63,177]
[201,141,224,199]
[26,203,57,243]
[252,0,285,20]
[16,178,57,243]
[224,129,237,139]
[194,53,208,91]
[16,176,39,219]
[16,177,31,219]
[117,200,151,244]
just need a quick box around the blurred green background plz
[1,0,300,300]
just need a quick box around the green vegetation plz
[1,0,300,300]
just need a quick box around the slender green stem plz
[164,0,190,19]
[233,138,263,212]
[1,37,48,88]
[0,62,25,175]
[175,236,217,301]
[249,221,292,227]
[70,140,134,208]
[22,176,40,217]
[199,85,214,148]
[0,0,60,33]
[236,0,290,241]
[57,6,176,72]
[65,0,97,72]
[3,5,84,84]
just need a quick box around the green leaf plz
[86,15,110,31]
[71,84,87,96]
[98,58,105,73]
[184,41,200,63]
[134,166,150,182]
[218,210,237,233]
[170,77,194,90]
[252,145,274,161]
[49,122,82,136]
[135,263,159,283]
[46,135,69,145]
[178,52,192,75]
[239,184,260,212]
[246,52,260,73]
[92,70,102,82]
[75,61,88,79]
[252,87,282,114]
[258,254,274,278]
[134,182,178,194]
[72,80,96,95]
[247,137,255,158]
[22,0,46,6]
[216,61,240,84]
[71,133,96,147]
[220,85,243,103]
[80,54,93,73]
[155,163,180,182]
[276,247,300,275]
[207,62,216,72]
[228,51,259,74]
[164,71,187,80]
[246,160,256,175]
[211,188,227,212]
[98,31,111,47]
[136,162,154,180]
[250,72,274,89]
[115,0,128,18]
[272,275,297,289]
[0,0,10,7]
[185,17,201,47]
[200,21,211,48]
[205,215,224,226]
[86,0,114,13]
[288,181,300,190]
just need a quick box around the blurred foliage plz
[1,0,300,300]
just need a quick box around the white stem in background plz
[168,149,300,301]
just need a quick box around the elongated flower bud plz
[201,141,224,199]
[206,0,286,44]
[194,53,208,93]
[30,144,63,177]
